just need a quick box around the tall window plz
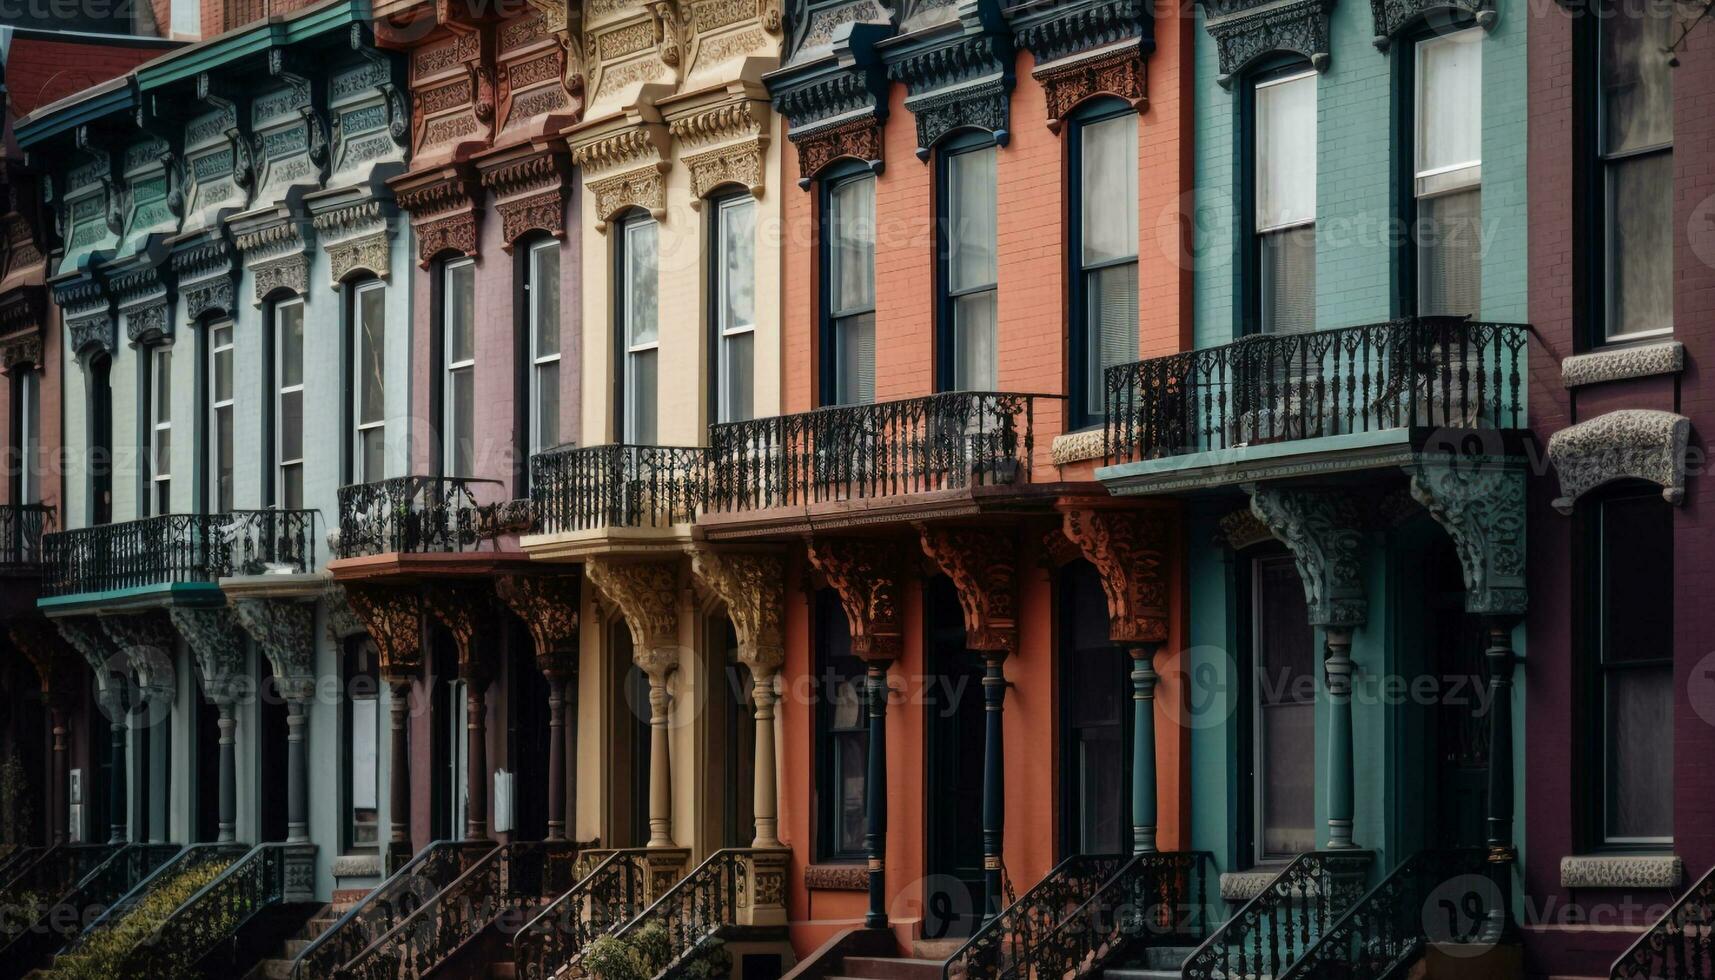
[1414,28,1483,316]
[209,322,234,513]
[1599,0,1674,341]
[147,346,172,515]
[527,241,561,455]
[1253,554,1316,862]
[443,259,476,475]
[1594,488,1673,845]
[619,214,659,445]
[352,281,386,485]
[1256,69,1317,334]
[715,195,757,424]
[274,299,305,510]
[344,638,380,851]
[825,173,875,405]
[13,368,40,504]
[815,589,867,861]
[942,143,998,391]
[88,352,112,525]
[1072,108,1140,425]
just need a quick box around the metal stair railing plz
[602,847,791,979]
[59,842,249,956]
[0,842,119,930]
[1180,850,1374,980]
[0,842,178,969]
[1006,851,1215,980]
[1612,861,1715,980]
[940,852,1130,980]
[513,848,654,980]
[126,841,307,976]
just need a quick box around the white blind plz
[1416,30,1482,195]
[1082,112,1139,265]
[1255,71,1317,232]
[830,176,875,316]
[1603,0,1674,157]
[949,146,998,293]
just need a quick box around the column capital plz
[1057,506,1171,646]
[230,597,318,702]
[585,558,682,677]
[689,548,786,673]
[169,606,247,706]
[917,525,1018,655]
[1405,454,1528,617]
[806,538,906,663]
[495,573,581,675]
[343,583,425,679]
[1246,485,1369,630]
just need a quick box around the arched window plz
[710,192,757,424]
[819,163,876,407]
[1068,98,1141,427]
[614,212,659,444]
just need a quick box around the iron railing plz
[291,839,496,980]
[0,846,42,889]
[0,504,52,565]
[0,842,119,933]
[513,848,653,980]
[531,444,707,533]
[1181,851,1375,980]
[1008,851,1214,980]
[335,476,532,558]
[1104,318,1530,464]
[128,842,300,976]
[59,842,247,958]
[336,839,583,980]
[1612,862,1715,980]
[1283,848,1492,979]
[0,842,180,972]
[942,852,1130,980]
[608,847,788,976]
[705,392,1051,512]
[41,510,318,596]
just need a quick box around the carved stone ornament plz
[1199,0,1334,88]
[1559,854,1683,890]
[1370,0,1495,49]
[230,597,318,702]
[323,582,370,645]
[689,549,786,672]
[0,288,46,341]
[1547,409,1691,515]
[55,616,120,679]
[886,5,1015,159]
[1561,340,1685,390]
[123,301,171,346]
[423,584,499,684]
[805,538,905,662]
[343,583,425,677]
[1058,508,1170,646]
[1246,485,1368,628]
[0,334,43,371]
[1216,508,1277,550]
[917,526,1018,654]
[313,200,393,285]
[495,573,581,672]
[68,314,117,359]
[100,612,179,710]
[804,863,869,891]
[790,115,886,187]
[684,138,768,205]
[169,606,249,706]
[392,171,483,267]
[480,151,573,249]
[173,237,239,324]
[1404,454,1526,617]
[1033,43,1148,134]
[587,163,669,231]
[585,558,683,677]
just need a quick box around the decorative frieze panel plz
[1369,0,1493,49]
[573,121,673,229]
[172,235,240,325]
[56,132,122,276]
[108,255,174,346]
[1199,0,1333,88]
[180,74,252,236]
[783,0,896,67]
[1405,455,1526,617]
[585,3,677,116]
[683,0,786,89]
[1,209,48,288]
[52,274,116,358]
[331,26,411,187]
[478,149,574,248]
[496,8,584,135]
[232,210,315,304]
[690,548,786,671]
[231,596,319,702]
[311,199,394,285]
[116,133,181,254]
[251,51,331,202]
[1058,507,1170,646]
[668,97,772,203]
[1547,409,1691,516]
[806,538,905,662]
[1034,45,1147,132]
[586,558,684,677]
[392,168,483,265]
[789,114,886,186]
[885,0,1015,158]
[169,606,248,706]
[918,527,1018,653]
[495,573,581,672]
[1246,485,1368,629]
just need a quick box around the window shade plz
[1416,30,1482,194]
[1256,71,1317,232]
[1261,226,1317,334]
[1086,263,1139,417]
[830,177,875,316]
[1083,113,1139,264]
[1419,188,1483,316]
[1603,0,1674,156]
[949,146,998,293]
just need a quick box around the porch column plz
[98,613,179,845]
[495,574,583,842]
[107,709,128,843]
[10,623,79,847]
[1482,619,1519,941]
[55,619,127,844]
[230,596,320,844]
[217,703,237,842]
[807,539,906,931]
[51,707,68,845]
[585,559,686,850]
[169,607,247,843]
[387,677,413,854]
[1246,486,1370,851]
[285,698,310,841]
[424,586,500,842]
[689,549,787,849]
[342,585,426,870]
[1059,506,1174,855]
[464,681,488,841]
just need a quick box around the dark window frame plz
[87,350,114,526]
[1067,97,1142,430]
[934,129,1001,393]
[613,208,658,445]
[342,275,387,490]
[817,161,878,407]
[517,233,562,494]
[813,588,868,864]
[8,362,39,505]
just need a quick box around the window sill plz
[804,863,869,891]
[332,852,383,879]
[1051,428,1107,465]
[1559,853,1682,890]
[1220,869,1285,902]
[1561,339,1683,389]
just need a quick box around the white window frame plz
[209,322,234,514]
[149,345,172,515]
[274,298,305,510]
[443,258,476,476]
[1254,68,1318,335]
[527,240,561,455]
[621,215,659,445]
[17,368,38,505]
[1413,28,1484,315]
[827,173,876,407]
[352,280,387,485]
[716,194,757,425]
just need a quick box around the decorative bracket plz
[424,584,500,686]
[56,616,128,713]
[1404,454,1526,617]
[1245,485,1368,629]
[100,612,180,714]
[322,582,371,646]
[806,538,905,662]
[689,549,786,673]
[1547,409,1690,516]
[343,583,424,679]
[169,606,249,706]
[231,597,318,702]
[8,621,79,711]
[585,558,682,678]
[495,573,581,674]
[1058,506,1170,646]
[917,526,1018,654]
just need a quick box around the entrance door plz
[923,576,985,940]
[194,694,219,842]
[1424,540,1489,849]
[507,623,551,842]
[1060,561,1131,856]
[258,656,288,842]
[1249,553,1317,864]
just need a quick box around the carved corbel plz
[230,597,318,702]
[424,584,500,686]
[73,126,124,239]
[1547,409,1690,515]
[99,612,179,713]
[169,606,248,706]
[495,573,581,674]
[648,0,689,71]
[585,558,683,678]
[197,72,254,190]
[1404,455,1527,617]
[350,23,412,148]
[689,549,786,673]
[805,538,905,663]
[56,617,128,716]
[1058,507,1170,646]
[323,582,370,647]
[1245,485,1368,629]
[8,621,79,710]
[268,49,330,182]
[343,583,425,679]
[917,527,1017,654]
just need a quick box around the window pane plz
[721,329,754,423]
[1261,701,1318,856]
[1607,152,1674,339]
[1262,225,1318,334]
[351,695,379,819]
[1418,188,1482,317]
[282,463,303,511]
[628,348,657,445]
[830,177,876,315]
[722,197,757,331]
[836,731,868,855]
[450,368,474,474]
[359,286,386,425]
[22,373,38,503]
[953,290,997,391]
[625,219,659,347]
[949,146,997,293]
[214,335,232,404]
[215,406,233,512]
[278,303,304,387]
[535,361,560,450]
[1256,555,1316,859]
[1602,493,1673,662]
[446,263,475,363]
[360,427,385,485]
[1083,113,1140,264]
[154,425,171,479]
[1603,0,1674,156]
[154,349,172,424]
[1086,262,1140,417]
[281,389,303,461]
[533,244,561,357]
[1416,30,1482,179]
[1605,667,1673,840]
[1256,72,1317,231]
[835,313,875,405]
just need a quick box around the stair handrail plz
[0,846,44,891]
[0,842,120,932]
[125,840,303,975]
[335,838,585,980]
[605,846,791,980]
[290,838,498,980]
[940,852,1130,980]
[1281,847,1491,980]
[513,848,653,980]
[1180,850,1374,980]
[0,842,180,968]
[1611,860,1715,980]
[60,841,249,954]
[1001,850,1214,980]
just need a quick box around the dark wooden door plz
[923,576,985,940]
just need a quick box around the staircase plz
[1005,851,1215,979]
[599,846,791,978]
[827,955,945,979]
[1180,851,1374,980]
[940,852,1129,980]
[0,842,180,974]
[125,841,319,977]
[1611,861,1715,979]
[247,899,355,979]
[1099,946,1198,979]
[511,848,667,980]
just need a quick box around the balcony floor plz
[696,481,1095,541]
[324,549,537,583]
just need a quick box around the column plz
[980,652,1006,919]
[107,709,127,844]
[546,673,568,841]
[286,698,309,843]
[388,676,412,868]
[865,661,888,930]
[1482,619,1518,942]
[466,680,489,841]
[217,703,237,843]
[51,708,68,845]
[1324,629,1356,850]
[647,670,673,848]
[1131,644,1160,854]
[751,666,781,848]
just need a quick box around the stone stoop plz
[826,955,946,980]
[1409,942,1525,980]
[1098,944,1198,980]
[243,900,355,980]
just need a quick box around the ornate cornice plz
[770,12,893,184]
[497,7,585,134]
[1547,409,1691,516]
[1033,43,1147,133]
[312,199,394,285]
[0,286,46,343]
[884,1,1015,158]
[585,558,683,677]
[323,582,370,645]
[495,573,581,673]
[668,97,772,203]
[917,526,1018,653]
[53,272,116,358]
[1058,507,1170,645]
[251,50,331,201]
[231,209,315,305]
[1198,0,1333,89]
[331,26,412,186]
[1246,485,1368,629]
[1011,0,1151,65]
[343,583,425,677]
[407,26,493,163]
[478,147,574,248]
[586,163,670,231]
[1404,454,1526,617]
[390,166,483,266]
[789,114,885,187]
[690,548,786,672]
[169,606,248,706]
[171,234,240,324]
[0,333,43,371]
[806,537,904,662]
[1369,0,1494,49]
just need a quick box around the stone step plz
[490,961,518,979]
[911,938,963,961]
[839,956,946,980]
[251,958,295,980]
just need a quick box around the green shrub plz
[584,922,733,980]
[43,857,235,980]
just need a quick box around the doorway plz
[1059,561,1131,856]
[922,575,985,940]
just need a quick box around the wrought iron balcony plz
[530,444,707,533]
[41,510,319,597]
[334,476,534,559]
[705,391,1049,513]
[1104,317,1530,464]
[0,503,52,566]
